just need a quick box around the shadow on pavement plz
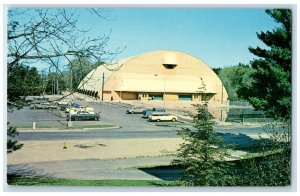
[138,165,181,181]
[7,163,54,179]
[217,132,256,148]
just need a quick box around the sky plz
[75,8,280,68]
[7,7,281,69]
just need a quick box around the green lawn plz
[7,176,176,186]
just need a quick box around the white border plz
[1,0,299,194]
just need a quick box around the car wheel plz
[172,118,176,122]
[156,119,160,122]
[131,111,134,114]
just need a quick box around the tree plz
[7,64,42,105]
[7,8,123,102]
[233,9,292,185]
[234,119,291,186]
[7,124,23,153]
[217,63,254,101]
[44,71,67,95]
[172,81,234,186]
[239,9,292,120]
[212,67,222,75]
[68,57,103,90]
[6,8,122,154]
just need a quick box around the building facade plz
[77,50,228,102]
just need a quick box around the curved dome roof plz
[78,50,227,97]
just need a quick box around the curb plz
[17,125,120,132]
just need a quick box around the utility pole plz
[70,67,73,93]
[68,66,73,127]
[52,75,54,95]
[54,74,56,95]
[101,72,104,101]
[41,69,45,96]
[56,69,59,95]
[57,79,59,95]
[221,84,224,104]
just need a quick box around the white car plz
[127,106,146,114]
[67,106,95,115]
[148,113,178,122]
[54,99,73,105]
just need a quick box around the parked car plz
[65,105,84,113]
[30,102,58,110]
[66,111,100,121]
[127,106,147,114]
[142,108,166,118]
[81,107,95,114]
[66,105,95,115]
[148,113,178,122]
[53,98,72,105]
[32,97,50,103]
[61,103,80,111]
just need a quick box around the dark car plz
[66,111,100,121]
[61,103,80,111]
[142,107,166,118]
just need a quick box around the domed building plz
[77,50,228,103]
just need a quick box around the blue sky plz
[76,8,280,68]
[8,8,280,69]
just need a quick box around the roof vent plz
[162,53,177,69]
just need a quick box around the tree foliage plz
[172,81,235,186]
[239,9,292,120]
[68,57,102,90]
[7,64,42,104]
[7,8,121,153]
[234,119,291,186]
[7,124,23,153]
[44,71,67,95]
[7,8,122,101]
[217,63,254,101]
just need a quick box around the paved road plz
[8,156,180,181]
[7,98,266,181]
[10,100,265,145]
[17,126,263,147]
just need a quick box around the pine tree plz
[240,9,292,120]
[7,124,23,153]
[172,79,234,186]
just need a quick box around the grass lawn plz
[7,176,176,186]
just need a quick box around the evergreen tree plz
[172,80,234,186]
[218,63,254,101]
[7,124,23,153]
[240,9,292,120]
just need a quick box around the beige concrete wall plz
[164,93,178,101]
[112,91,121,100]
[138,93,149,101]
[121,92,138,100]
[103,91,112,101]
[192,94,201,102]
[79,50,229,102]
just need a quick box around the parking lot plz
[8,95,186,132]
[7,94,266,181]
